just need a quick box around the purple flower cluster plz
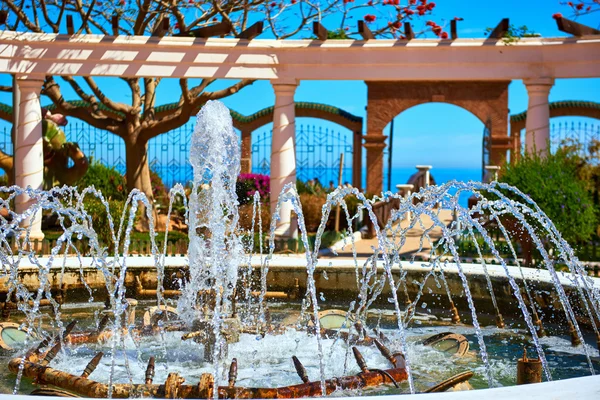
[238,173,270,200]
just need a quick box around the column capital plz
[15,77,44,91]
[523,77,555,88]
[363,134,387,144]
[271,79,299,93]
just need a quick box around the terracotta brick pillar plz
[240,129,252,174]
[364,134,387,194]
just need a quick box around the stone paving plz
[326,209,454,259]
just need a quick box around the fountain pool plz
[0,100,598,398]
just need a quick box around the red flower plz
[409,0,416,4]
[175,22,179,29]
[420,0,427,4]
[552,13,563,19]
[364,14,376,23]
[454,16,463,21]
[426,20,435,26]
[119,0,125,5]
[188,0,193,3]
[567,1,573,5]
[393,21,401,29]
[432,25,442,35]
[440,31,448,39]
[291,0,297,3]
[576,3,584,10]
[406,9,414,15]
[270,2,276,6]
[416,4,425,10]
[587,6,592,11]
[418,9,426,15]
[393,0,399,5]
[427,2,435,10]
[367,0,373,4]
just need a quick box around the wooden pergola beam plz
[151,18,170,37]
[404,22,414,40]
[313,21,328,41]
[487,18,509,39]
[66,15,74,35]
[236,21,263,40]
[175,20,232,38]
[111,15,119,36]
[450,19,458,39]
[555,16,600,36]
[358,20,375,40]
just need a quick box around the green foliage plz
[75,159,127,202]
[81,197,135,251]
[296,178,326,196]
[150,168,168,209]
[500,148,597,245]
[484,24,540,45]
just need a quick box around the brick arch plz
[509,101,600,158]
[364,81,510,194]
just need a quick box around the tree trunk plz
[125,139,155,231]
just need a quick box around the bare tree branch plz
[83,76,131,115]
[4,0,42,32]
[43,77,123,134]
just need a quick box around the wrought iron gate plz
[252,124,354,186]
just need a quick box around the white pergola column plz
[524,77,554,155]
[14,77,45,240]
[270,79,298,238]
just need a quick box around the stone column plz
[240,129,252,174]
[352,131,362,189]
[270,80,298,238]
[416,165,432,186]
[363,134,387,194]
[14,77,45,241]
[524,78,554,155]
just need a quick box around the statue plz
[0,108,88,188]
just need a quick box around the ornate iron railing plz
[0,120,355,189]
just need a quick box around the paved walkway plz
[327,208,454,258]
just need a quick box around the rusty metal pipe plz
[373,338,398,368]
[292,356,310,383]
[41,342,61,366]
[228,358,237,388]
[81,352,104,379]
[352,347,369,374]
[145,356,155,385]
[10,358,408,399]
[516,348,542,385]
[449,301,461,324]
[568,320,581,346]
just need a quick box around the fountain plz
[0,100,598,398]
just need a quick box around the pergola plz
[1,17,600,239]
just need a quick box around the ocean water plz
[153,165,482,208]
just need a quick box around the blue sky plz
[0,0,598,174]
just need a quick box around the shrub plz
[79,197,137,252]
[299,193,328,232]
[499,148,597,245]
[75,159,127,202]
[236,173,269,205]
[150,169,168,209]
